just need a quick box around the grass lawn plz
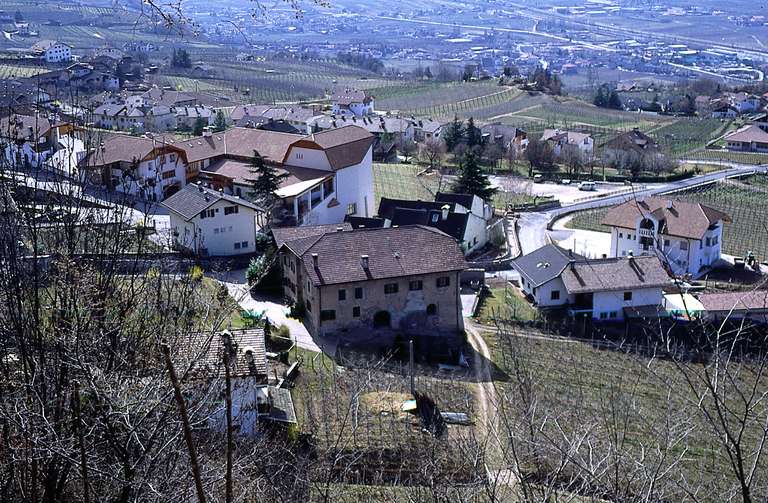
[475,286,539,325]
[372,163,443,207]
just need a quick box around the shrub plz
[246,255,269,285]
[188,265,204,282]
[276,324,291,339]
[288,301,305,320]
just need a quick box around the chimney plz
[361,254,369,269]
[628,250,634,259]
[311,253,318,268]
[441,204,450,221]
[569,259,575,270]
[202,126,212,137]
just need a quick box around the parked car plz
[578,181,597,191]
[561,179,572,185]
[533,174,543,183]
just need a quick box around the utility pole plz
[162,344,207,503]
[409,339,415,395]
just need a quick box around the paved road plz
[516,164,768,256]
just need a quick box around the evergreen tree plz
[465,117,482,147]
[443,115,465,152]
[453,148,496,201]
[192,117,207,136]
[213,110,227,132]
[248,150,288,227]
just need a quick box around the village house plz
[697,290,768,324]
[331,88,375,117]
[162,183,264,256]
[190,329,296,436]
[601,128,660,157]
[308,114,415,144]
[601,196,731,276]
[175,105,214,131]
[227,104,317,130]
[724,124,768,153]
[81,134,188,201]
[0,113,78,168]
[375,192,497,255]
[512,244,671,321]
[411,117,443,142]
[179,125,376,227]
[541,128,594,157]
[273,225,467,340]
[480,123,528,155]
[31,40,72,63]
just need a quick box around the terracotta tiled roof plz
[161,183,262,220]
[273,223,352,253]
[561,256,670,294]
[601,196,730,240]
[83,134,183,166]
[305,126,374,171]
[190,329,268,379]
[331,88,373,105]
[293,226,467,286]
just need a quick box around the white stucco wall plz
[170,199,261,256]
[592,287,662,320]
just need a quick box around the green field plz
[475,286,539,324]
[0,63,48,79]
[565,174,768,259]
[373,163,443,207]
[650,118,731,156]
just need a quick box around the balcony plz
[638,228,655,238]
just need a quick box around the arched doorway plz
[373,310,391,329]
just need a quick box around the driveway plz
[207,269,326,354]
[550,214,612,258]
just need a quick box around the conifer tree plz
[453,148,496,201]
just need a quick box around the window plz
[338,289,346,301]
[241,241,248,248]
[224,206,239,215]
[409,280,423,291]
[426,304,437,316]
[680,241,689,251]
[619,232,623,238]
[322,177,334,197]
[283,255,287,265]
[705,237,711,246]
[609,311,618,319]
[551,290,560,301]
[234,242,241,250]
[436,276,450,288]
[346,203,357,216]
[384,283,399,294]
[600,312,608,320]
[162,170,175,180]
[320,310,336,321]
[352,306,360,318]
[295,152,304,160]
[623,291,633,301]
[431,213,439,223]
[199,209,215,219]
[532,287,537,295]
[170,153,176,163]
[664,239,670,247]
[354,287,363,299]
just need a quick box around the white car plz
[578,181,597,191]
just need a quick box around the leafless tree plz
[419,138,446,170]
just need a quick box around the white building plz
[601,196,730,276]
[82,135,190,201]
[32,40,72,63]
[331,88,375,117]
[541,129,594,157]
[512,244,671,320]
[162,184,265,256]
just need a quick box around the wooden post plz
[72,381,90,503]
[409,339,415,395]
[161,344,207,503]
[223,336,234,503]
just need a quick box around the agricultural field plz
[475,286,539,324]
[0,63,48,79]
[157,56,409,104]
[684,149,768,165]
[373,163,444,207]
[565,174,768,259]
[488,327,768,501]
[507,99,672,131]
[649,118,731,156]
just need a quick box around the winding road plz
[516,163,768,256]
